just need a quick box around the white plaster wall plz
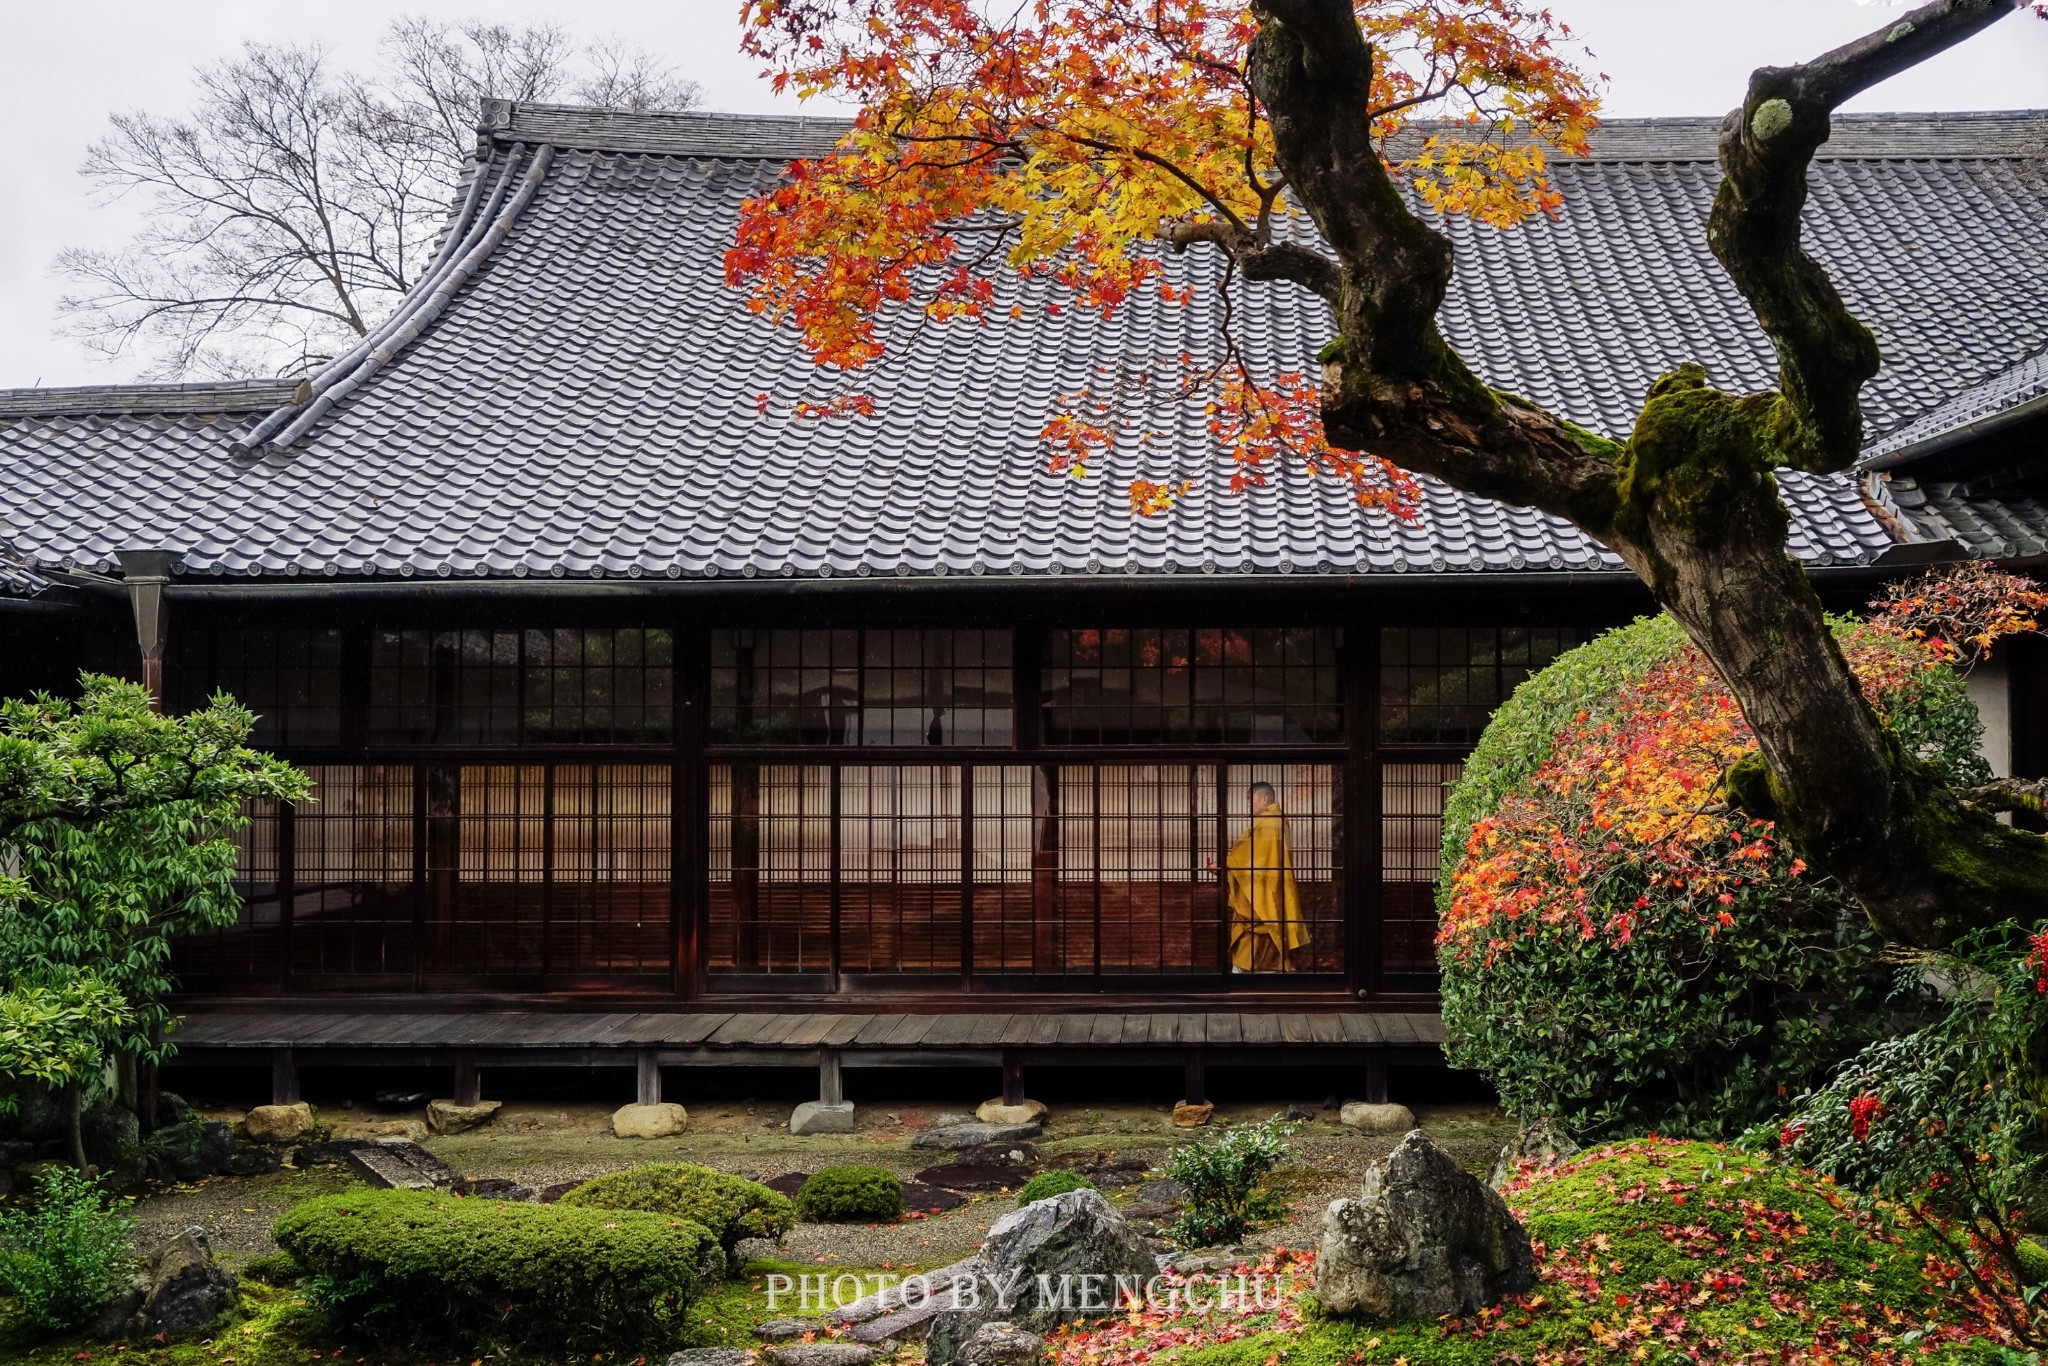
[1969,655,2013,779]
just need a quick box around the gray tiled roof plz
[1864,346,2048,468]
[5,107,2046,582]
[1883,474,2048,560]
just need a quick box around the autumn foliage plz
[1436,585,2011,1139]
[726,0,1598,512]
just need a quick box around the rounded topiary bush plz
[795,1165,903,1223]
[559,1163,796,1254]
[273,1189,722,1354]
[1015,1169,1094,1206]
[1439,612,1985,1140]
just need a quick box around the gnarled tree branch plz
[1244,0,2048,948]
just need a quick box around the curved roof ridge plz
[0,379,299,419]
[485,101,2048,162]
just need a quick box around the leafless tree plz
[55,18,700,379]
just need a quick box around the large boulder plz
[427,1098,502,1135]
[150,1120,237,1183]
[613,1102,689,1138]
[925,1190,1157,1365]
[97,1227,238,1338]
[956,1323,1044,1366]
[1316,1130,1534,1321]
[244,1102,315,1144]
[791,1101,855,1135]
[1338,1102,1416,1136]
[82,1102,146,1181]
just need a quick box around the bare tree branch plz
[55,17,702,379]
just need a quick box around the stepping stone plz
[835,1261,987,1327]
[913,1161,1032,1192]
[899,1181,966,1213]
[764,1344,873,1366]
[670,1351,755,1366]
[344,1140,459,1190]
[763,1172,810,1198]
[910,1121,1043,1151]
[757,1317,830,1341]
[454,1175,534,1201]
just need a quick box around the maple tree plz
[728,0,2048,951]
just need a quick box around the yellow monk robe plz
[1225,805,1311,971]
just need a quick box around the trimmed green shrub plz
[0,1166,134,1337]
[273,1188,722,1353]
[1164,1118,1293,1248]
[1016,1169,1094,1206]
[1439,614,1984,1141]
[795,1165,902,1223]
[559,1163,796,1254]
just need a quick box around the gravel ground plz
[126,1097,1513,1268]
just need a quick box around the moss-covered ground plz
[1049,1139,2023,1366]
[3,1138,2025,1365]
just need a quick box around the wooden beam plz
[453,1053,481,1107]
[636,1048,662,1106]
[1365,1055,1389,1105]
[820,1049,845,1105]
[1183,1054,1207,1106]
[1002,1055,1025,1107]
[270,1047,300,1105]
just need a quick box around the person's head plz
[1249,781,1277,814]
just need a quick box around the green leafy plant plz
[0,1166,134,1337]
[1759,930,2048,1346]
[794,1165,902,1223]
[273,1188,722,1354]
[1438,611,1988,1141]
[1163,1118,1293,1248]
[559,1163,796,1254]
[0,676,307,1162]
[1015,1169,1095,1206]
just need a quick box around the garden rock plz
[670,1351,756,1366]
[1170,1102,1213,1128]
[957,1322,1045,1366]
[82,1101,145,1179]
[911,1120,1042,1150]
[913,1160,1033,1192]
[613,1102,689,1138]
[344,1139,459,1190]
[766,1344,875,1366]
[333,1117,428,1142]
[1487,1118,1580,1191]
[830,1255,976,1342]
[151,1121,235,1182]
[1316,1130,1534,1321]
[975,1099,1049,1126]
[427,1098,502,1135]
[925,1190,1157,1365]
[758,1317,831,1341]
[455,1175,535,1201]
[100,1227,238,1338]
[1338,1102,1416,1135]
[244,1102,316,1144]
[1133,1179,1186,1205]
[792,1101,856,1135]
[900,1181,968,1213]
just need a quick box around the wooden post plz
[819,1050,844,1106]
[1002,1056,1025,1107]
[270,1048,300,1105]
[453,1054,481,1107]
[1365,1056,1389,1105]
[636,1049,662,1106]
[1183,1054,1207,1107]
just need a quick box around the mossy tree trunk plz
[1234,0,2048,948]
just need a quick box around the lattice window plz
[1379,760,1461,976]
[839,765,963,973]
[367,628,673,745]
[290,764,418,980]
[1378,626,1587,746]
[1225,764,1342,974]
[169,627,345,746]
[707,763,833,972]
[1042,628,1340,745]
[709,629,1012,746]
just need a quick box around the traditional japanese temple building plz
[2,104,2045,1103]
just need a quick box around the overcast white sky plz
[3,0,2045,389]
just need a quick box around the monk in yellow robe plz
[1222,781,1310,972]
